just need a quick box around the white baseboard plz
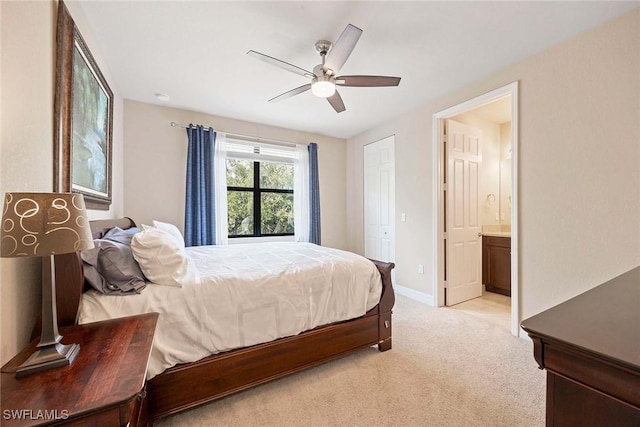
[518,328,529,340]
[394,284,435,306]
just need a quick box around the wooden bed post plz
[369,260,395,352]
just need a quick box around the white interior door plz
[445,120,482,306]
[364,136,395,263]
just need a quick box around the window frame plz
[227,160,294,238]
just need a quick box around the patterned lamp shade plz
[1,192,94,257]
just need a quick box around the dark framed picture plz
[54,1,113,209]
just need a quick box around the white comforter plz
[78,242,382,379]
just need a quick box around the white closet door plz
[364,136,395,263]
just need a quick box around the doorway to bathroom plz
[432,82,519,336]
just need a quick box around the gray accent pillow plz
[81,239,146,295]
[103,226,141,245]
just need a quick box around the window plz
[226,140,295,237]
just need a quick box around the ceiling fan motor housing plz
[314,40,333,56]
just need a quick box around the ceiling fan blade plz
[247,50,315,78]
[268,84,312,103]
[323,24,363,75]
[327,90,346,113]
[336,75,401,87]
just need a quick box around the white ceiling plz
[76,1,638,139]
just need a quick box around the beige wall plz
[0,0,124,363]
[123,100,348,250]
[347,9,640,319]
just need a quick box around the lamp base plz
[16,342,80,378]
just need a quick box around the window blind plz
[225,138,297,164]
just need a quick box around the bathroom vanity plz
[482,234,511,296]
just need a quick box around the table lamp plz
[1,192,94,377]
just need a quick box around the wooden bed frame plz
[51,218,396,425]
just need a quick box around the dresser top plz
[521,266,640,370]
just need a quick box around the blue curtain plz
[308,143,321,245]
[184,125,216,246]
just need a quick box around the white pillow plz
[131,226,193,287]
[152,220,185,248]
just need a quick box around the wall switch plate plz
[401,213,406,222]
[418,264,424,274]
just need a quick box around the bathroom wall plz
[500,122,512,226]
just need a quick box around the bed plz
[50,217,396,424]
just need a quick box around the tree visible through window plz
[227,159,294,237]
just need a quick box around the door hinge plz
[443,280,448,289]
[442,183,448,192]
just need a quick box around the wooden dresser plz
[2,313,158,426]
[521,267,640,426]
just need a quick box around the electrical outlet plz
[418,264,424,274]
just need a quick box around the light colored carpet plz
[449,291,511,331]
[156,295,545,427]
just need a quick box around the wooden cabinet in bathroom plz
[482,236,511,296]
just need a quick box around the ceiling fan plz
[247,24,401,113]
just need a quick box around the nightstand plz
[2,313,158,426]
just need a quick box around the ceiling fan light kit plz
[248,24,401,113]
[311,75,336,98]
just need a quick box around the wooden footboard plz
[147,259,395,422]
[149,314,379,419]
[49,218,395,425]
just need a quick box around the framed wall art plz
[54,0,113,209]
